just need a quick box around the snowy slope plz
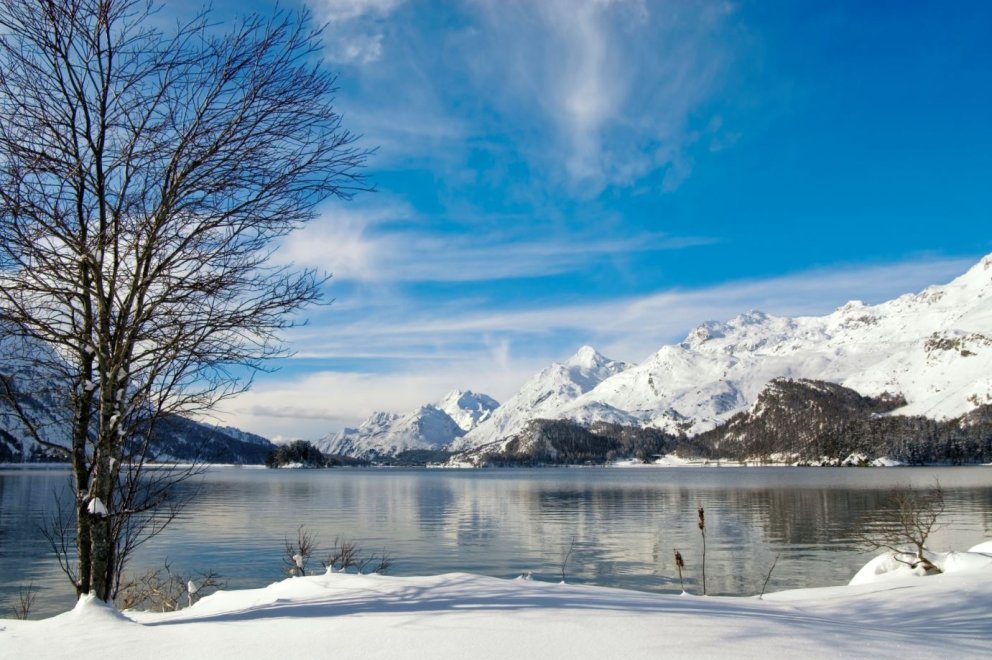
[316,407,461,458]
[206,424,274,447]
[449,346,631,451]
[7,549,992,660]
[317,390,499,459]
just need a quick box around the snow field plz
[4,543,992,659]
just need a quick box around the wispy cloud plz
[313,0,407,23]
[321,0,742,191]
[459,0,739,191]
[297,254,978,358]
[279,201,713,283]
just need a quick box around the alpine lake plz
[2,465,990,618]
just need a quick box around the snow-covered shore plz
[4,545,991,659]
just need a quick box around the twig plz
[758,553,780,599]
[559,536,577,583]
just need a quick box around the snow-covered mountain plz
[449,346,631,451]
[317,390,499,459]
[451,253,992,455]
[311,254,992,462]
[561,254,992,436]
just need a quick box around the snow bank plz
[653,453,693,466]
[871,456,905,467]
[610,458,651,467]
[968,540,992,554]
[4,548,992,659]
[850,547,992,585]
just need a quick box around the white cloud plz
[465,0,736,192]
[308,0,406,63]
[311,0,406,23]
[335,32,384,64]
[277,203,407,281]
[211,361,542,441]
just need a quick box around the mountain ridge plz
[315,390,500,460]
[317,253,992,463]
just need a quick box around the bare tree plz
[319,536,392,575]
[0,0,367,603]
[285,525,319,577]
[862,483,945,573]
[10,582,38,620]
[356,549,393,575]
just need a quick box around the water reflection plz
[1,466,990,618]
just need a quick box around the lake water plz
[2,465,991,618]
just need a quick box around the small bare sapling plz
[758,553,780,600]
[11,582,38,620]
[862,483,945,574]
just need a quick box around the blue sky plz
[195,0,991,440]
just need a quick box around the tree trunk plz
[90,511,112,600]
[74,498,91,596]
[89,422,115,601]
[72,411,92,596]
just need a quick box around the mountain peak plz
[566,345,605,368]
[436,390,500,432]
[732,310,770,326]
[952,252,992,289]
